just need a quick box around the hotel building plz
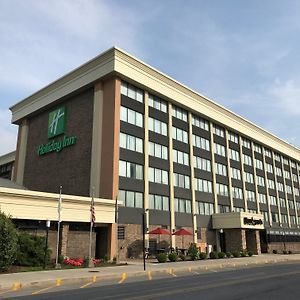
[1,47,300,259]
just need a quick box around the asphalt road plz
[6,262,300,299]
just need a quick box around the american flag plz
[90,196,96,227]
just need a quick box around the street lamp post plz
[44,220,51,269]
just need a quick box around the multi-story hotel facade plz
[2,47,300,259]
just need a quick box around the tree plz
[0,212,18,272]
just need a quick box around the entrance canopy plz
[212,212,264,230]
[0,187,118,224]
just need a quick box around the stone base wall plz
[224,229,246,253]
[197,228,216,248]
[66,231,96,258]
[268,242,300,254]
[246,230,261,255]
[118,224,144,261]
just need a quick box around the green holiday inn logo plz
[48,106,66,138]
[37,106,77,156]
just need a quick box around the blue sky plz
[1,0,300,155]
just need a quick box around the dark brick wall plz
[23,88,94,196]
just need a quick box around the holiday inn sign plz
[37,106,77,156]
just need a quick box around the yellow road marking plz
[147,271,152,280]
[80,276,97,289]
[118,272,126,284]
[32,279,62,295]
[12,282,21,291]
[168,268,177,277]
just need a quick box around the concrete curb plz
[1,256,300,290]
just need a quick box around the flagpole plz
[115,195,119,264]
[55,186,62,268]
[88,187,95,267]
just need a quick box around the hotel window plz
[149,194,169,211]
[264,148,272,158]
[269,196,277,206]
[291,161,296,168]
[262,211,269,223]
[296,202,300,210]
[274,153,281,162]
[120,132,143,153]
[229,149,240,161]
[216,183,229,197]
[242,138,251,149]
[271,212,279,223]
[233,207,244,213]
[213,125,225,138]
[255,159,263,170]
[277,182,284,192]
[284,170,291,180]
[275,167,282,177]
[288,200,295,210]
[257,176,265,187]
[228,131,238,144]
[197,202,214,215]
[174,173,190,189]
[214,143,226,157]
[121,106,143,127]
[279,197,286,207]
[172,105,188,122]
[265,163,273,173]
[149,142,168,160]
[282,157,289,165]
[290,215,296,225]
[118,190,143,208]
[194,156,211,172]
[232,186,243,199]
[244,172,254,184]
[231,167,241,180]
[292,173,298,182]
[149,167,168,184]
[267,179,275,190]
[258,193,267,204]
[286,185,292,194]
[174,198,191,213]
[121,81,143,103]
[294,187,299,196]
[253,143,262,153]
[246,190,256,202]
[195,178,213,193]
[219,205,230,213]
[215,163,227,176]
[243,154,252,166]
[148,94,167,113]
[149,117,167,136]
[173,149,189,166]
[172,127,188,143]
[248,209,257,214]
[119,161,143,180]
[192,115,209,131]
[193,135,210,151]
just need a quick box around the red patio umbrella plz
[173,228,193,249]
[148,227,171,248]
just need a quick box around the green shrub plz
[188,245,199,261]
[288,250,292,254]
[272,249,278,254]
[218,252,226,259]
[15,232,51,267]
[168,252,178,262]
[199,252,207,260]
[58,254,64,265]
[209,251,218,259]
[283,250,287,255]
[240,249,247,257]
[247,251,253,257]
[226,252,232,258]
[157,253,167,263]
[179,254,186,261]
[233,251,240,258]
[0,212,18,272]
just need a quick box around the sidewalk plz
[1,254,300,290]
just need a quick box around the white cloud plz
[0,109,17,156]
